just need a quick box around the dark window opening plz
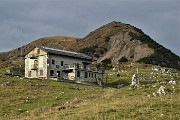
[50,70,54,76]
[95,74,96,78]
[77,71,80,77]
[56,65,60,68]
[61,61,64,66]
[83,64,86,69]
[77,63,80,69]
[89,73,91,77]
[85,72,88,78]
[47,59,50,64]
[92,73,93,78]
[52,59,55,64]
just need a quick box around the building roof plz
[38,46,92,60]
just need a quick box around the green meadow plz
[0,62,180,120]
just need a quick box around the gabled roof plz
[38,46,92,60]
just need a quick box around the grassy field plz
[0,62,180,120]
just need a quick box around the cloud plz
[0,0,179,55]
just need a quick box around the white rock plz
[157,86,166,95]
[153,93,156,96]
[131,74,139,86]
[169,80,176,84]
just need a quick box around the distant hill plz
[0,21,179,70]
[0,36,78,61]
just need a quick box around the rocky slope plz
[77,21,154,62]
[0,21,179,70]
[75,21,179,69]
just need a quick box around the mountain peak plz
[79,21,180,70]
[106,21,123,26]
[0,21,179,70]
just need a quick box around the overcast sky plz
[0,0,179,55]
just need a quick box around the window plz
[77,63,79,69]
[85,72,88,78]
[34,60,38,69]
[40,70,43,76]
[95,74,96,78]
[84,64,87,69]
[28,71,31,77]
[37,49,40,54]
[92,73,93,78]
[50,70,54,76]
[47,59,49,64]
[89,73,91,78]
[56,65,60,68]
[61,61,64,66]
[34,60,38,64]
[77,71,80,77]
[52,59,55,64]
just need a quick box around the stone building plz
[25,46,102,81]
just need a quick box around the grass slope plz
[0,36,78,62]
[0,62,180,120]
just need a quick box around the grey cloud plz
[0,0,179,55]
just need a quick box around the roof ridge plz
[38,46,92,60]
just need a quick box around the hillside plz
[0,62,180,120]
[76,21,153,62]
[0,21,179,70]
[77,21,180,70]
[0,36,78,61]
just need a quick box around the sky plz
[0,0,179,55]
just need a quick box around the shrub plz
[102,58,112,65]
[79,45,97,55]
[101,58,112,70]
[99,49,105,54]
[94,53,100,58]
[99,47,108,55]
[119,56,128,62]
[133,27,144,34]
[105,36,110,42]
[129,32,161,49]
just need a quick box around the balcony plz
[62,64,97,72]
[63,64,75,70]
[63,64,85,70]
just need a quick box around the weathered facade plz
[25,46,102,81]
